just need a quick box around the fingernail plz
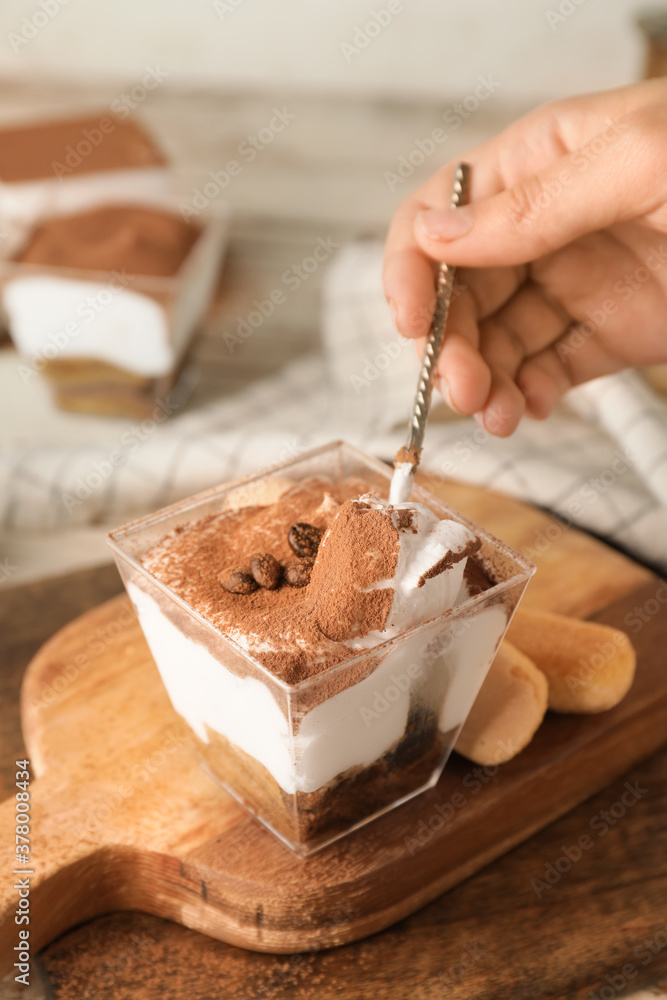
[437,375,459,412]
[473,411,486,428]
[389,299,400,330]
[418,205,474,241]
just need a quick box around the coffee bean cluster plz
[250,552,282,590]
[284,557,315,588]
[217,566,258,595]
[287,522,321,558]
[219,521,322,594]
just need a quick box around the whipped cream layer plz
[358,496,479,644]
[311,494,479,645]
[0,167,169,229]
[3,203,226,378]
[125,477,510,796]
[128,581,507,795]
[4,275,174,377]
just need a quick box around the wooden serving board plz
[1,479,665,969]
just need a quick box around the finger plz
[428,268,528,415]
[410,265,532,415]
[383,97,578,338]
[478,282,572,375]
[473,283,571,431]
[479,370,527,438]
[459,263,527,320]
[434,275,487,409]
[517,327,624,419]
[414,108,667,268]
[383,158,508,338]
[412,327,492,416]
[516,351,573,419]
[385,79,666,325]
[384,189,444,340]
[436,332,493,415]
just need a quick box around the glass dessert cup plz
[108,441,535,856]
[0,193,228,418]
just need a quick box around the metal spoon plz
[389,162,471,505]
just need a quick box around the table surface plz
[1,563,667,1000]
[1,77,667,1000]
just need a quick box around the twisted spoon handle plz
[406,162,471,453]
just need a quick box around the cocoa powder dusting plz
[464,554,495,596]
[16,204,200,277]
[141,477,373,684]
[309,500,399,642]
[141,475,493,687]
[417,535,481,588]
[395,507,417,533]
[395,445,422,470]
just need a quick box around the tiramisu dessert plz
[2,201,227,417]
[0,112,167,226]
[109,443,534,854]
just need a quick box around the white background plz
[0,0,651,104]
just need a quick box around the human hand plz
[383,79,667,436]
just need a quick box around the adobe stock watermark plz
[564,628,633,699]
[403,760,505,857]
[360,661,425,727]
[223,235,340,352]
[60,374,194,514]
[511,117,629,230]
[588,922,667,1000]
[530,779,647,899]
[212,0,246,18]
[545,0,589,31]
[28,601,136,709]
[7,0,72,53]
[385,76,501,192]
[276,435,311,466]
[340,0,410,63]
[0,556,18,585]
[521,446,636,562]
[16,269,135,386]
[180,106,295,221]
[84,726,192,835]
[434,941,486,991]
[350,281,467,395]
[412,399,513,488]
[349,337,410,395]
[358,612,480,732]
[624,578,667,635]
[557,244,667,364]
[51,66,169,179]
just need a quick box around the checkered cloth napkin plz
[1,241,666,572]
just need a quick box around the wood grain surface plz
[1,480,667,1000]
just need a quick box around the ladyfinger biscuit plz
[507,608,636,714]
[455,640,548,766]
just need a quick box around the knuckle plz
[506,177,544,227]
[504,176,560,255]
[602,110,667,207]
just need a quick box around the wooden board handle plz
[0,774,113,972]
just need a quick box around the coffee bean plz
[284,558,314,588]
[250,552,282,590]
[288,522,322,558]
[218,566,258,595]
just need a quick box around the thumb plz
[414,117,660,266]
